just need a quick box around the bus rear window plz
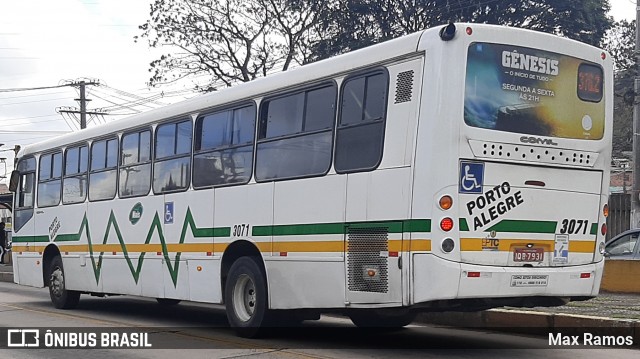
[464,42,605,140]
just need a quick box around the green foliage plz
[311,0,613,61]
[136,0,330,91]
[137,0,613,93]
[605,20,636,157]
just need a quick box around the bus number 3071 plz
[559,219,588,235]
[233,224,251,237]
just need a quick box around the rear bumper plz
[412,253,603,305]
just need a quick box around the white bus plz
[10,23,612,337]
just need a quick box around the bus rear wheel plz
[224,256,269,338]
[348,309,416,329]
[156,298,181,306]
[48,256,80,309]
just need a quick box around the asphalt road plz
[0,281,637,358]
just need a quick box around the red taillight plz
[440,217,454,231]
[601,223,607,236]
[467,272,480,277]
[580,273,591,279]
[601,52,606,60]
[466,27,473,35]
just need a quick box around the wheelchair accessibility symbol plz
[459,161,484,194]
[164,202,174,224]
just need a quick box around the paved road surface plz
[0,281,638,358]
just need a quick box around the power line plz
[0,90,70,100]
[0,116,67,127]
[0,83,72,93]
[0,130,70,134]
[0,96,72,106]
[0,114,60,122]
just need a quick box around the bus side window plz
[120,130,152,197]
[335,70,389,173]
[153,119,192,193]
[193,104,255,188]
[255,83,336,181]
[89,138,118,201]
[63,144,88,204]
[37,151,62,208]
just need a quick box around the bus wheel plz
[224,256,269,338]
[348,309,416,329]
[48,256,80,309]
[156,298,181,306]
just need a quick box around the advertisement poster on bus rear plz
[464,42,604,140]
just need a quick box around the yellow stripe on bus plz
[460,238,595,253]
[12,239,434,254]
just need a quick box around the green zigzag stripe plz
[55,207,229,287]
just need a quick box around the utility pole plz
[79,81,88,129]
[633,3,640,229]
[57,80,107,129]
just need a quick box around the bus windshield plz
[464,42,604,140]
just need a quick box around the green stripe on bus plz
[590,223,598,235]
[12,236,49,243]
[252,219,431,237]
[459,218,469,231]
[403,219,431,232]
[486,220,557,233]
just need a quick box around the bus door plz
[345,222,403,305]
[161,190,215,302]
[11,157,37,286]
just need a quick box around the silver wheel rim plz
[50,266,64,298]
[232,274,256,322]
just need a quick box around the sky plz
[0,0,637,183]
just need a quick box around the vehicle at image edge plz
[9,23,613,337]
[605,229,640,260]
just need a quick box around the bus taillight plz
[603,204,609,217]
[440,218,454,231]
[601,223,607,236]
[439,195,453,210]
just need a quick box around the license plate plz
[513,247,544,262]
[511,275,548,287]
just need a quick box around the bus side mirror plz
[9,170,20,193]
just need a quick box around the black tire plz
[224,256,269,338]
[156,298,181,306]
[48,256,80,309]
[349,309,416,329]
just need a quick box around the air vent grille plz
[394,70,414,104]
[347,227,389,293]
[468,140,598,167]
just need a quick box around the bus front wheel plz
[48,256,80,309]
[224,256,269,338]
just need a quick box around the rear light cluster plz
[601,203,608,236]
[439,195,454,232]
[439,195,455,253]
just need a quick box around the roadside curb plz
[0,272,13,283]
[417,309,640,345]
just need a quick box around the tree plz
[136,0,329,92]
[311,0,613,61]
[604,19,636,157]
[605,19,636,74]
[137,0,613,91]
